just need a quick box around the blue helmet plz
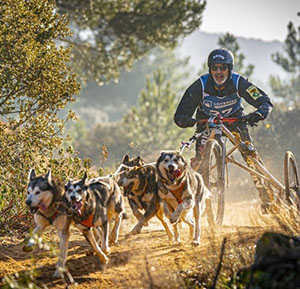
[207,48,234,70]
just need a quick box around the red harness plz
[80,213,94,228]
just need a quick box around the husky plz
[24,169,74,282]
[65,172,125,264]
[156,151,211,245]
[118,155,174,239]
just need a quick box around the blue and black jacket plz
[174,72,273,129]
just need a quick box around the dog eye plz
[35,191,40,195]
[164,159,169,163]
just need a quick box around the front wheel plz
[200,139,225,226]
[284,151,300,210]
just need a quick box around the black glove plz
[175,116,197,127]
[245,112,264,127]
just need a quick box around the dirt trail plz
[0,199,276,289]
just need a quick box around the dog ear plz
[28,169,36,181]
[45,170,53,186]
[81,172,88,186]
[65,180,71,191]
[122,154,130,164]
[136,156,145,166]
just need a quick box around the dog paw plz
[100,256,109,265]
[170,216,179,224]
[191,240,200,246]
[173,239,181,245]
[130,227,141,235]
[102,248,111,255]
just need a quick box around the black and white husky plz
[65,173,125,265]
[24,169,73,282]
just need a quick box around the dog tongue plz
[173,169,181,178]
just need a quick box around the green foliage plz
[0,0,86,231]
[270,20,300,102]
[55,0,206,84]
[74,122,135,168]
[252,104,300,177]
[123,67,192,156]
[218,33,254,78]
[71,50,194,165]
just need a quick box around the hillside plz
[177,31,286,87]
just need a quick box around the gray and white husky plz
[24,169,73,282]
[156,151,211,245]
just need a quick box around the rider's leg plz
[234,124,273,213]
[190,129,210,171]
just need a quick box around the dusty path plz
[0,199,277,289]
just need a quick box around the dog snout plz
[70,195,77,201]
[168,164,174,171]
[25,198,32,207]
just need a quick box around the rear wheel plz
[200,139,225,226]
[284,151,300,210]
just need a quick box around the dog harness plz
[37,210,59,225]
[73,200,96,228]
[159,180,186,204]
[79,213,94,228]
[36,200,71,224]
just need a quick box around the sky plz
[200,0,299,42]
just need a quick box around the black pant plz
[195,122,272,205]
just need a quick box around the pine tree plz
[55,0,206,84]
[269,20,300,102]
[0,0,82,223]
[123,54,193,156]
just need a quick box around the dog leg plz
[109,213,122,245]
[22,223,47,252]
[170,197,193,224]
[181,210,195,242]
[86,227,102,256]
[173,223,180,244]
[82,228,108,264]
[54,228,74,283]
[156,202,174,241]
[129,202,155,235]
[192,201,201,246]
[100,220,110,255]
[129,199,148,226]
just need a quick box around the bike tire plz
[284,151,300,208]
[200,139,225,226]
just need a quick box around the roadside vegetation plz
[0,0,299,288]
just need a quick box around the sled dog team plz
[23,151,211,281]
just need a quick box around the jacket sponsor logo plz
[203,100,212,108]
[214,99,237,109]
[246,85,263,99]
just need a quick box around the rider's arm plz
[174,79,203,128]
[238,76,273,119]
